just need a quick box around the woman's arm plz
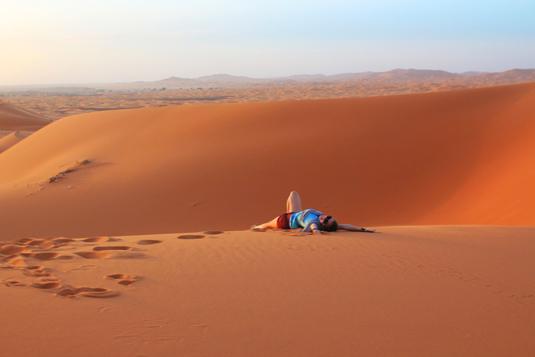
[338,223,375,233]
[309,223,323,235]
[302,222,322,235]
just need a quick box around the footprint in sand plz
[23,265,51,277]
[38,241,57,250]
[93,246,131,251]
[106,273,141,286]
[0,245,27,255]
[51,238,75,245]
[32,252,60,261]
[56,255,75,260]
[16,238,33,245]
[137,239,162,245]
[31,279,61,290]
[56,287,79,297]
[3,279,26,287]
[4,256,27,267]
[177,234,205,240]
[26,239,46,247]
[82,236,110,243]
[49,238,75,248]
[57,286,120,298]
[203,230,224,235]
[78,288,120,298]
[75,251,112,259]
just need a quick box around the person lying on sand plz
[252,191,375,235]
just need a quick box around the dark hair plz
[323,219,338,232]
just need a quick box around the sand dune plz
[2,84,535,357]
[1,226,535,356]
[0,83,534,239]
[0,100,46,131]
[0,101,45,153]
[0,131,32,153]
[5,74,535,121]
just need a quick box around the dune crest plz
[0,131,33,153]
[0,101,46,131]
[0,83,535,239]
[0,101,47,154]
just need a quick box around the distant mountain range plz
[2,68,535,93]
[104,68,535,90]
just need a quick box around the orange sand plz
[0,101,45,153]
[1,84,535,357]
[0,101,45,131]
[0,131,32,153]
[1,83,535,239]
[1,227,535,357]
[5,69,535,121]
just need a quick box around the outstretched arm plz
[338,223,375,233]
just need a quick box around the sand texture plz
[1,83,535,240]
[0,101,46,153]
[0,131,32,153]
[2,69,535,120]
[0,100,46,131]
[1,84,535,357]
[1,227,535,357]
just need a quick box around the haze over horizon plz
[2,0,535,86]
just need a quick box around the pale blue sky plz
[1,0,534,85]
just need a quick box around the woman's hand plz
[338,223,375,233]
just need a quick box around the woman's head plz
[319,215,338,231]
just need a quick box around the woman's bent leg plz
[286,191,302,213]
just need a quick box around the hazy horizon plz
[2,0,534,86]
[2,67,535,89]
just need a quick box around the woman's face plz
[320,214,335,229]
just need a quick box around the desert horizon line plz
[2,67,534,89]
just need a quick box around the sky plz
[1,0,534,85]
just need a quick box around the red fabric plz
[276,212,293,229]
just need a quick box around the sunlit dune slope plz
[0,131,32,153]
[2,227,535,357]
[0,83,534,239]
[0,101,46,131]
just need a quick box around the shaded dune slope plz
[0,83,534,239]
[0,101,45,131]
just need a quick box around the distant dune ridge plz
[0,83,534,240]
[3,68,535,121]
[2,68,534,91]
[0,101,45,152]
[0,131,32,153]
[0,100,45,130]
